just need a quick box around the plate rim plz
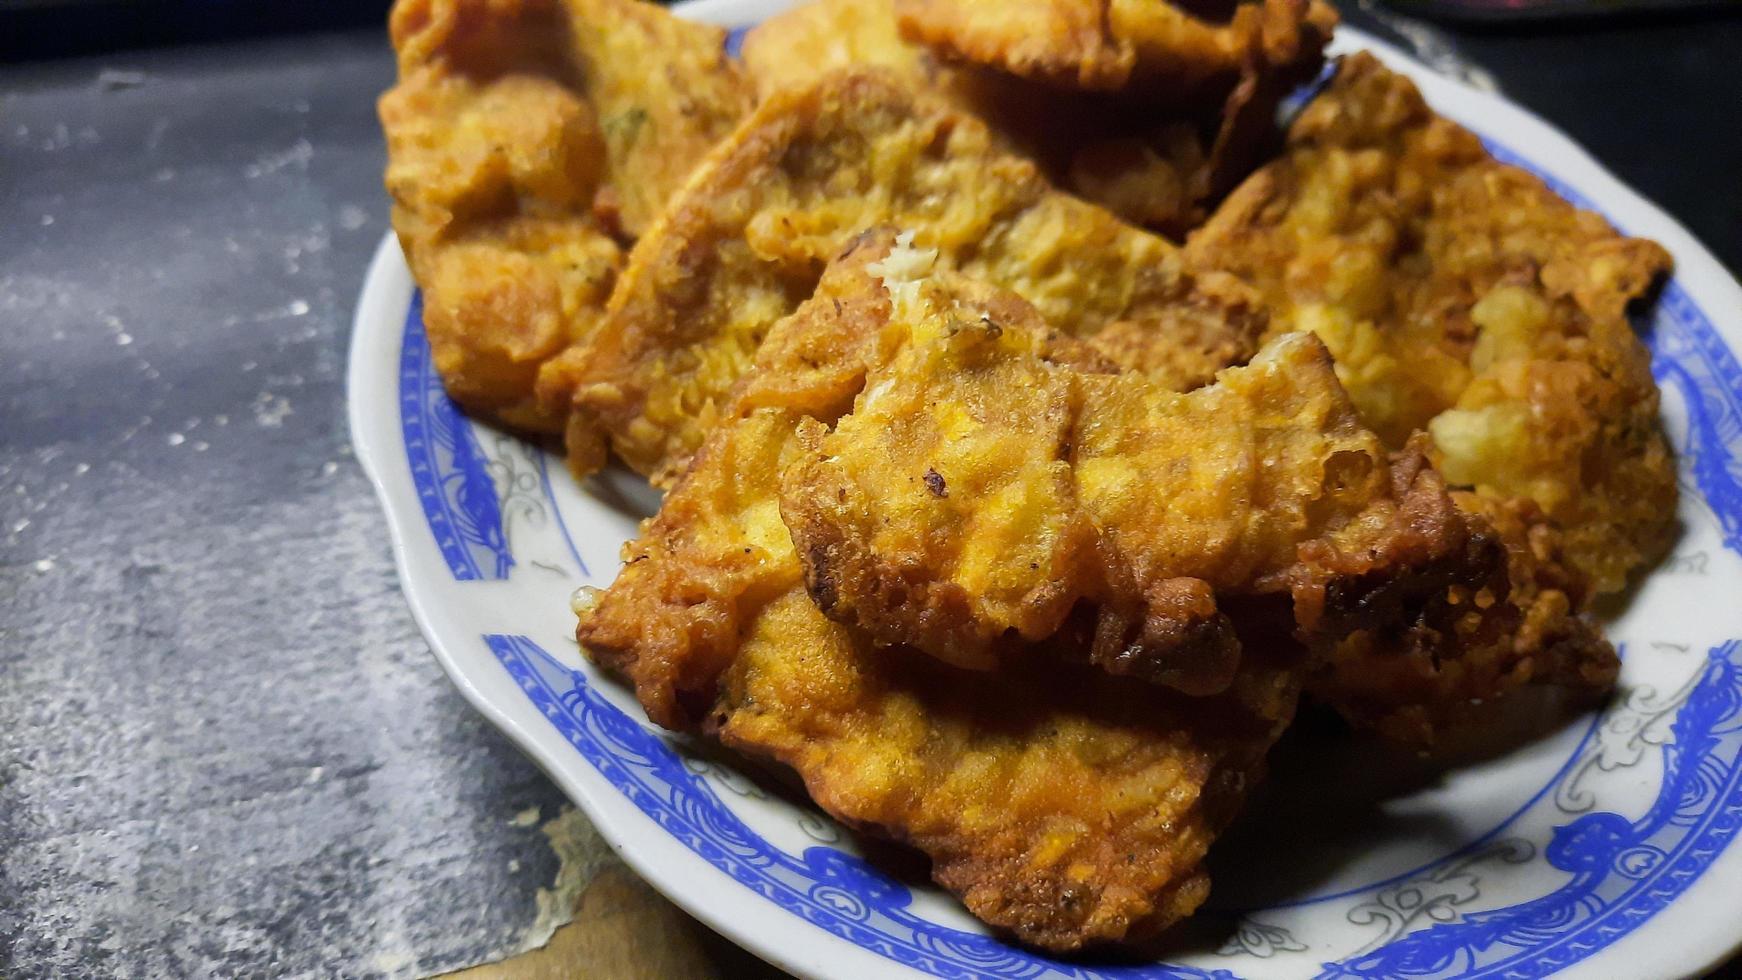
[348,11,1742,979]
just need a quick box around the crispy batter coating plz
[1188,52,1674,593]
[742,0,952,100]
[1315,490,1619,743]
[578,238,1302,950]
[575,236,899,729]
[714,589,1301,951]
[552,69,1264,485]
[564,0,753,237]
[380,0,747,432]
[743,0,1334,237]
[382,0,618,431]
[779,263,1501,693]
[1187,53,1669,737]
[897,0,1131,91]
[894,0,1336,94]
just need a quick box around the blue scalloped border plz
[399,291,514,581]
[395,129,1742,975]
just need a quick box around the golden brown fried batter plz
[744,0,1334,237]
[380,0,747,432]
[1187,52,1668,738]
[894,0,1336,94]
[779,259,1500,694]
[382,0,619,432]
[564,0,753,237]
[578,237,1303,950]
[897,0,1131,91]
[575,235,899,729]
[1189,52,1674,593]
[1315,490,1619,743]
[551,69,1263,485]
[742,0,952,100]
[714,589,1301,952]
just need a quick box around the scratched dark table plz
[2,4,1740,978]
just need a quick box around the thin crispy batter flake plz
[554,69,1263,485]
[380,0,748,433]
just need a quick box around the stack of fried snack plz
[381,0,1676,952]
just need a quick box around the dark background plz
[2,1,1739,977]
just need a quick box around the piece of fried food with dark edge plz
[382,0,621,432]
[896,0,1134,90]
[1186,51,1668,740]
[575,229,1124,723]
[1187,49,1674,596]
[544,67,1265,485]
[1312,490,1619,744]
[893,0,1335,95]
[574,233,900,730]
[380,0,748,433]
[712,587,1303,952]
[563,0,753,238]
[576,234,1303,951]
[744,0,1335,238]
[779,253,1503,694]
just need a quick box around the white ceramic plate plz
[350,7,1742,977]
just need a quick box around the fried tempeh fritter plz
[1187,52,1671,739]
[779,244,1501,694]
[564,0,754,238]
[577,237,1303,950]
[575,235,899,730]
[894,0,1333,95]
[380,0,748,432]
[550,69,1263,485]
[382,0,619,432]
[714,588,1302,952]
[743,0,1335,237]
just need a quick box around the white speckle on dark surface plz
[252,392,292,428]
[243,137,313,178]
[95,68,148,90]
[144,118,170,152]
[0,30,579,979]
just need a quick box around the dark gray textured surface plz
[2,8,1740,979]
[0,29,577,978]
